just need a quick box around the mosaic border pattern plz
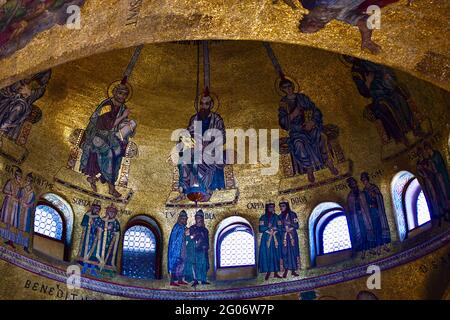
[0,228,449,300]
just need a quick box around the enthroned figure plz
[79,80,136,198]
[175,89,226,202]
[347,56,423,146]
[278,78,338,183]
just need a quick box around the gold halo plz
[197,91,220,111]
[107,80,133,102]
[274,75,299,96]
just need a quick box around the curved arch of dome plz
[0,1,448,91]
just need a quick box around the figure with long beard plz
[175,89,226,202]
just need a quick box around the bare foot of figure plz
[87,176,98,192]
[358,19,382,54]
[265,272,271,281]
[361,40,382,54]
[291,271,299,277]
[108,184,122,198]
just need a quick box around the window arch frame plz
[215,221,256,269]
[120,215,163,280]
[391,171,432,241]
[309,202,352,267]
[33,193,74,261]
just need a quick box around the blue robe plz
[278,93,329,174]
[258,213,282,273]
[280,210,300,270]
[351,59,417,143]
[363,184,391,246]
[347,190,375,251]
[79,98,128,184]
[178,112,226,195]
[430,150,450,214]
[77,211,101,264]
[168,222,187,278]
[184,225,209,282]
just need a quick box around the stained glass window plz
[219,226,255,267]
[416,190,431,226]
[122,225,157,279]
[34,205,63,240]
[322,215,352,254]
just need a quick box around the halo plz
[197,91,221,112]
[107,80,133,102]
[274,75,299,96]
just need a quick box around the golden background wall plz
[0,39,449,299]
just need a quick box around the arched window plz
[33,193,73,261]
[121,215,162,280]
[214,216,256,280]
[34,204,64,240]
[309,203,352,266]
[391,171,431,241]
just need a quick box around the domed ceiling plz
[0,1,449,301]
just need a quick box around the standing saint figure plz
[416,143,450,226]
[79,80,136,198]
[0,70,51,141]
[175,89,226,202]
[346,177,375,259]
[97,204,121,277]
[184,210,210,287]
[348,57,422,145]
[360,172,391,254]
[258,201,282,281]
[17,172,35,252]
[423,142,450,222]
[77,200,102,276]
[278,78,338,183]
[0,166,22,248]
[167,210,189,286]
[279,199,300,278]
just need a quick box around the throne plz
[278,124,352,194]
[54,128,138,203]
